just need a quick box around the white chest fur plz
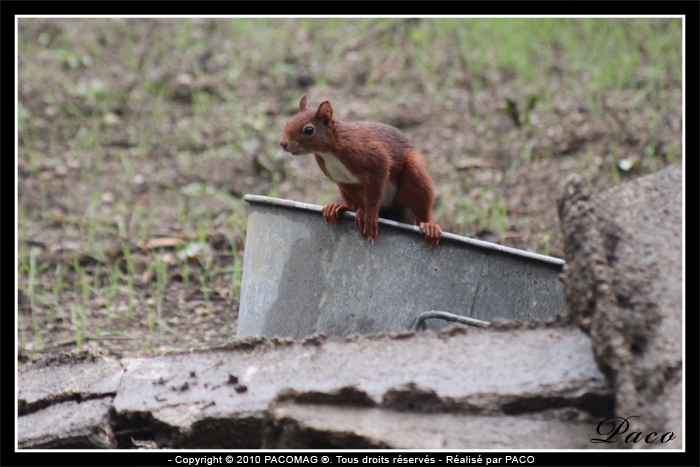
[379,180,397,208]
[315,152,360,184]
[316,152,396,207]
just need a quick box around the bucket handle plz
[412,311,490,331]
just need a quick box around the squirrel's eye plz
[303,126,314,135]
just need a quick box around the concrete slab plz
[264,403,599,449]
[18,349,124,415]
[110,326,611,447]
[18,397,115,449]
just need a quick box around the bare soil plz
[17,18,682,359]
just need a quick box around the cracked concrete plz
[18,325,613,449]
[18,349,124,415]
[18,397,115,449]
[263,403,598,449]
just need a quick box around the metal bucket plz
[238,195,566,339]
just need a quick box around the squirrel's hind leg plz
[395,150,442,247]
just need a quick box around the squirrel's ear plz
[316,101,333,127]
[299,95,307,111]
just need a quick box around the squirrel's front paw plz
[419,222,442,247]
[322,202,349,227]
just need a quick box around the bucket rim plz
[244,194,565,268]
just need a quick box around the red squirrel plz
[279,95,441,247]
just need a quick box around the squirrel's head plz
[279,95,335,156]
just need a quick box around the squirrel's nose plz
[280,140,288,150]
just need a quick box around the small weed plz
[268,182,283,198]
[154,252,167,321]
[490,201,509,241]
[586,146,596,175]
[229,237,242,298]
[51,264,64,296]
[182,261,190,284]
[538,232,552,256]
[147,311,155,347]
[27,247,42,346]
[197,268,211,311]
[119,152,135,181]
[664,143,680,165]
[610,143,622,185]
[18,104,32,133]
[122,247,135,322]
[94,324,104,346]
[504,94,540,128]
[70,304,87,347]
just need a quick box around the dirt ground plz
[17,18,683,359]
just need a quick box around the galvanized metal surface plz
[238,195,566,338]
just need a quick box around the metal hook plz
[412,311,490,331]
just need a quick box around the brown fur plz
[279,95,441,247]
